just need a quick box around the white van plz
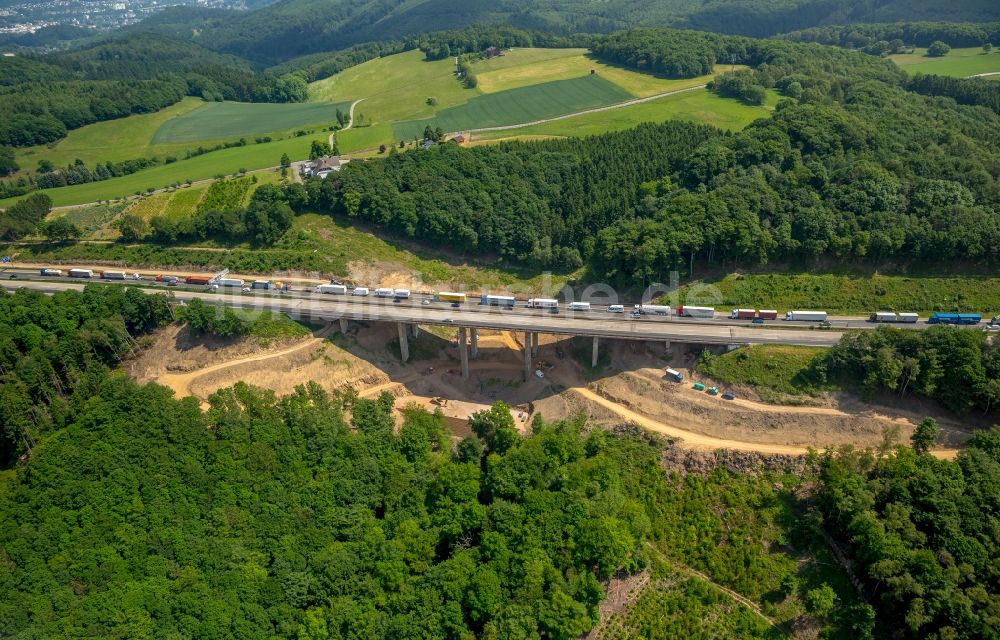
[607,305,624,313]
[352,287,370,297]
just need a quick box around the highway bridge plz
[4,276,848,381]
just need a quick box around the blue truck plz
[927,313,981,325]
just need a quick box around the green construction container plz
[693,383,706,391]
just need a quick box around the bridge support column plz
[524,331,532,381]
[339,318,348,333]
[458,326,469,380]
[532,332,539,356]
[397,322,409,363]
[470,328,478,358]
[592,336,599,368]
[412,323,420,338]
[664,340,671,352]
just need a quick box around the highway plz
[2,277,848,347]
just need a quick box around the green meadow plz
[890,47,1000,77]
[152,101,352,143]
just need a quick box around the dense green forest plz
[0,34,307,148]
[783,20,1000,50]
[115,0,1000,65]
[0,285,997,637]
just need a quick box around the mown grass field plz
[308,50,473,124]
[890,47,1000,77]
[162,186,207,220]
[394,75,634,140]
[698,345,830,402]
[678,272,1000,315]
[474,88,775,141]
[152,101,351,144]
[473,47,731,97]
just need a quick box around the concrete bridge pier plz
[412,323,420,338]
[470,328,478,358]
[397,322,409,363]
[523,330,532,381]
[531,332,539,356]
[339,318,349,333]
[592,336,599,368]
[458,326,470,379]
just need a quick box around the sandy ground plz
[128,323,968,457]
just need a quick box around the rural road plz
[969,72,1000,78]
[329,98,364,149]
[458,84,707,134]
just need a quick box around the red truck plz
[185,275,211,285]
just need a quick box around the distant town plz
[0,0,245,36]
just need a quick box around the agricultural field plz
[393,75,634,140]
[196,177,255,213]
[308,49,472,124]
[675,272,1000,315]
[162,185,208,220]
[152,101,352,144]
[473,88,776,141]
[890,46,1000,77]
[11,98,206,175]
[51,202,128,238]
[0,136,322,209]
[473,47,731,97]
[698,345,830,402]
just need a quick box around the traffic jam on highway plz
[10,267,1000,331]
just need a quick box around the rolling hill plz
[127,0,1000,65]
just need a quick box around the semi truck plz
[666,368,684,383]
[527,298,559,309]
[217,278,244,288]
[870,312,920,323]
[68,269,93,278]
[438,292,467,303]
[374,288,394,298]
[759,310,778,320]
[353,287,370,297]
[928,313,981,325]
[481,294,516,307]
[251,280,272,290]
[634,304,671,315]
[39,268,63,276]
[101,271,126,280]
[393,289,411,300]
[731,309,756,320]
[568,302,591,311]
[678,305,715,318]
[316,284,347,295]
[785,310,828,322]
[185,275,211,285]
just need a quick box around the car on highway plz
[443,319,454,323]
[631,311,641,319]
[722,392,735,400]
[608,305,624,313]
[819,320,832,329]
[421,299,431,305]
[751,317,764,325]
[986,324,1000,331]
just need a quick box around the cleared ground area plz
[153,101,352,143]
[891,47,1000,77]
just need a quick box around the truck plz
[352,287,370,297]
[217,278,244,288]
[39,268,63,276]
[251,280,272,290]
[759,310,778,320]
[928,313,981,325]
[608,304,625,313]
[437,292,467,303]
[665,368,684,383]
[568,302,591,312]
[101,271,126,280]
[316,284,347,295]
[678,305,715,319]
[393,289,411,300]
[185,275,211,285]
[481,294,516,308]
[156,274,179,284]
[527,298,559,309]
[730,309,756,320]
[870,311,898,323]
[634,304,671,315]
[374,287,394,298]
[68,269,93,278]
[785,310,828,322]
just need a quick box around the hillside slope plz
[126,0,1000,65]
